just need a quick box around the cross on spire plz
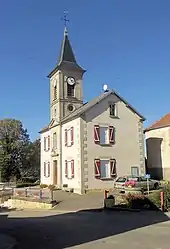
[62,10,69,28]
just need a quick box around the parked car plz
[114,176,161,190]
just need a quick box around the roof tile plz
[145,113,170,132]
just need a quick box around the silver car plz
[114,176,160,190]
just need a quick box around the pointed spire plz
[57,27,77,64]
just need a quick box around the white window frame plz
[109,103,117,117]
[100,159,113,179]
[99,126,109,145]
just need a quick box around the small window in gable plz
[67,84,75,97]
[109,103,116,116]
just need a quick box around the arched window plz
[54,85,57,99]
[67,84,75,97]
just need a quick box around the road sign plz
[145,174,151,179]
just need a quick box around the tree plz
[21,139,40,179]
[0,119,30,182]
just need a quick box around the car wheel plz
[154,182,159,190]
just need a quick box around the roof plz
[39,89,145,133]
[48,27,85,78]
[144,113,170,132]
[61,89,146,123]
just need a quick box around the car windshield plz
[116,177,126,183]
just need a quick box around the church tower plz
[48,27,86,123]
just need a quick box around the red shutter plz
[110,159,116,177]
[65,160,68,177]
[44,162,46,176]
[71,159,74,178]
[48,136,50,150]
[65,129,67,146]
[94,159,101,178]
[109,126,115,144]
[44,137,46,151]
[48,162,50,177]
[71,127,74,146]
[94,125,100,144]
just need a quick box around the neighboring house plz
[145,113,170,181]
[39,26,146,194]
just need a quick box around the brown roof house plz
[145,113,170,180]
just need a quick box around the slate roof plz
[39,89,145,133]
[61,89,146,123]
[48,27,85,78]
[144,113,170,132]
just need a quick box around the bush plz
[48,184,56,191]
[125,194,159,210]
[40,184,48,189]
[16,182,37,188]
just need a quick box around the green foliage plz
[0,119,40,182]
[16,182,37,188]
[0,119,29,182]
[40,184,48,189]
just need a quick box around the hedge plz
[16,183,37,188]
[125,184,170,211]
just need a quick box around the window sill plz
[100,177,115,181]
[99,143,112,147]
[109,115,119,119]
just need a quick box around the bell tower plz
[48,27,86,122]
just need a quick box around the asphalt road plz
[0,210,170,249]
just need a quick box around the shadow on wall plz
[146,137,163,180]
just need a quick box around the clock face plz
[67,77,75,85]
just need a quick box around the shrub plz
[16,183,37,188]
[125,193,159,210]
[40,184,48,189]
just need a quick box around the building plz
[40,27,146,194]
[145,113,170,180]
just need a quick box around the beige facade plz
[145,127,170,180]
[82,93,145,190]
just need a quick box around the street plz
[0,209,170,249]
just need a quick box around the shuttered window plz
[65,160,75,179]
[94,159,116,179]
[94,125,115,145]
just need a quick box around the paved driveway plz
[0,210,170,249]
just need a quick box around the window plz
[94,158,116,179]
[65,160,74,178]
[53,133,57,149]
[116,177,127,183]
[44,136,50,151]
[65,127,74,146]
[67,84,75,97]
[131,166,139,177]
[54,86,57,100]
[44,162,50,177]
[109,103,116,116]
[54,108,57,117]
[94,125,115,145]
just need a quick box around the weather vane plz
[62,10,69,28]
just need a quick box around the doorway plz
[53,160,57,185]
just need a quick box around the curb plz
[0,234,17,249]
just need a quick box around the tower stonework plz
[48,28,85,122]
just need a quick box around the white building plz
[40,27,146,194]
[145,113,170,180]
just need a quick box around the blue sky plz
[0,0,170,140]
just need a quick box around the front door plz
[53,160,57,185]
